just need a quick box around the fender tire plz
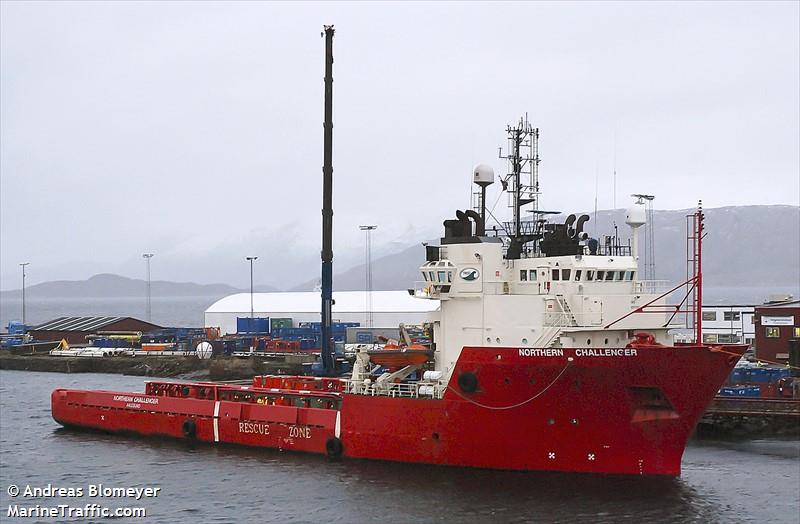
[182,419,197,439]
[325,436,343,459]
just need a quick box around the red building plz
[753,300,800,362]
[29,316,162,345]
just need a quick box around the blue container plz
[222,340,237,354]
[719,385,761,397]
[748,368,772,383]
[729,368,746,384]
[769,368,791,382]
[7,321,25,335]
[740,386,761,397]
[719,387,738,396]
[237,317,270,334]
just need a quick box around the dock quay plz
[699,396,800,437]
[706,396,800,417]
[0,353,315,381]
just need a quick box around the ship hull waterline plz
[51,344,744,476]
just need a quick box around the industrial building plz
[754,299,799,362]
[701,305,756,345]
[29,316,162,345]
[204,291,439,335]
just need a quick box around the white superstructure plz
[416,231,673,375]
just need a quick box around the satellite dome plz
[473,164,494,186]
[625,202,647,228]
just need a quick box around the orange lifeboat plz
[366,344,433,369]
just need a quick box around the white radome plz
[625,203,647,227]
[473,164,495,185]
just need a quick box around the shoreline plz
[0,353,310,381]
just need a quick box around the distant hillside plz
[3,206,797,305]
[0,273,277,299]
[290,243,430,292]
[293,205,799,303]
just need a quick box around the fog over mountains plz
[293,205,800,304]
[0,274,277,299]
[2,205,798,305]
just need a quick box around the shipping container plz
[7,321,25,335]
[270,318,293,330]
[237,317,270,335]
[718,386,761,397]
[346,327,401,344]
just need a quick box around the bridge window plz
[530,270,537,281]
[605,271,615,281]
[615,271,624,281]
[596,271,604,281]
[552,269,560,281]
[562,269,571,280]
[520,270,528,281]
[586,270,594,281]
[574,270,582,281]
[625,271,635,281]
[422,272,429,282]
[438,271,447,282]
[447,271,452,283]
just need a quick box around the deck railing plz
[343,379,446,400]
[634,280,671,294]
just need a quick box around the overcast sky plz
[1,1,798,290]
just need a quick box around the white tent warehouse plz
[204,291,440,335]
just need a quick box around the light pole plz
[20,262,30,326]
[142,253,154,321]
[359,225,377,328]
[246,256,258,329]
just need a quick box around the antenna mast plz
[498,115,539,258]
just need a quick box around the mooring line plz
[446,359,572,411]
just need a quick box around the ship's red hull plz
[51,344,744,476]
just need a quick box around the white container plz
[418,385,435,396]
[423,370,443,381]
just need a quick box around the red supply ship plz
[51,26,745,476]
